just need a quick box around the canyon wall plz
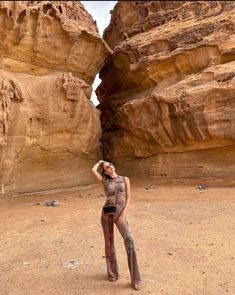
[0,1,111,194]
[97,1,235,179]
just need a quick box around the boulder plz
[0,1,111,194]
[97,1,235,178]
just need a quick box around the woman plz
[91,160,141,291]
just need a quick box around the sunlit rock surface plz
[97,1,235,178]
[0,1,111,194]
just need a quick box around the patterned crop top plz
[102,175,126,207]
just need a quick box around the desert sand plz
[0,178,235,295]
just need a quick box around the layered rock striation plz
[97,1,235,178]
[0,1,111,194]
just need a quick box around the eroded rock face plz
[97,1,235,178]
[0,1,111,194]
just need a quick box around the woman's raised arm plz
[91,160,104,182]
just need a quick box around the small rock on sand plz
[44,200,60,206]
[61,258,85,269]
[145,185,158,190]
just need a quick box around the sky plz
[81,1,117,106]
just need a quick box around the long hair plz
[98,162,113,181]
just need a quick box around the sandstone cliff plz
[97,1,235,178]
[0,1,111,194]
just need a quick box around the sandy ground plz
[0,178,235,295]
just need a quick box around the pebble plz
[61,258,85,269]
[23,262,30,266]
[196,184,208,190]
[145,185,158,190]
[44,200,60,206]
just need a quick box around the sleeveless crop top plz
[102,175,126,208]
